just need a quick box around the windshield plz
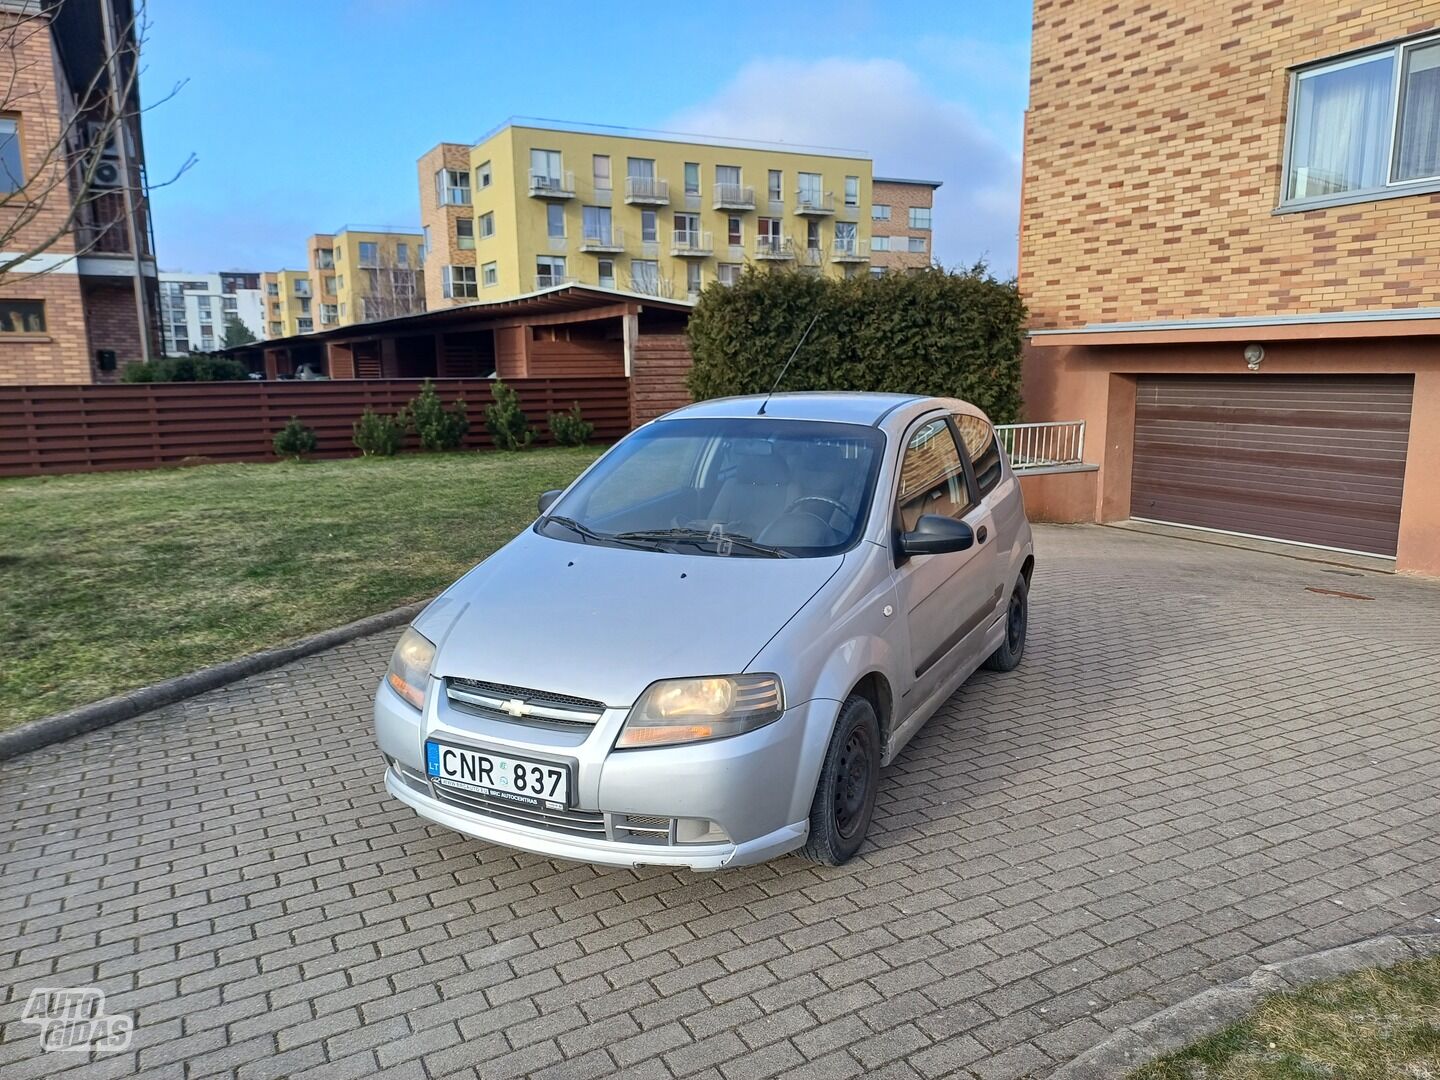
[539,417,886,557]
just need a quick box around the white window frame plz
[1279,32,1440,211]
[445,264,478,299]
[844,175,859,207]
[908,236,927,253]
[481,262,498,288]
[479,211,495,238]
[476,160,492,188]
[438,168,471,206]
[872,204,891,220]
[456,217,475,250]
[908,207,932,230]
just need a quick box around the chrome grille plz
[430,783,606,838]
[445,678,605,730]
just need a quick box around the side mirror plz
[537,489,562,515]
[900,514,974,556]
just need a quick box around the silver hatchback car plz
[375,392,1033,869]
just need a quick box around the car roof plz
[659,392,989,429]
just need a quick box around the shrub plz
[547,402,593,447]
[407,380,469,451]
[121,355,250,383]
[352,407,407,457]
[685,263,1027,423]
[485,379,535,451]
[272,417,317,460]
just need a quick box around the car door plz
[890,415,1000,706]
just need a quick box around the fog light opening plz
[676,818,730,844]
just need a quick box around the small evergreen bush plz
[352,407,407,457]
[272,417,317,460]
[407,380,469,451]
[547,402,593,447]
[122,355,251,383]
[485,379,535,451]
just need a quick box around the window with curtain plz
[1283,36,1440,205]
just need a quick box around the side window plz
[954,414,1003,497]
[897,418,972,532]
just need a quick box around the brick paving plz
[2,524,1438,1079]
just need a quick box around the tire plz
[983,574,1028,672]
[800,695,881,866]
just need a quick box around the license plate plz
[425,741,570,809]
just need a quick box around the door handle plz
[976,525,988,544]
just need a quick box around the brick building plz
[1020,0,1440,576]
[869,178,940,273]
[0,0,161,385]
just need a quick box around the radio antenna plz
[757,313,820,415]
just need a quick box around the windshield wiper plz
[544,515,670,552]
[612,528,793,558]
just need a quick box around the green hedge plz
[686,264,1026,423]
[122,355,251,383]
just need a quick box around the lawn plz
[1129,955,1440,1080]
[0,448,603,730]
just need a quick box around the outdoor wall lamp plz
[1243,343,1265,371]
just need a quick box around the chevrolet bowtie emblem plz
[501,698,529,717]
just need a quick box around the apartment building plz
[869,178,940,273]
[0,0,161,384]
[305,226,425,330]
[261,270,314,338]
[1020,0,1440,576]
[419,122,881,307]
[158,272,262,354]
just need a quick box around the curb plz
[0,600,429,763]
[1049,932,1440,1079]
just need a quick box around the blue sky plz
[140,1,1032,276]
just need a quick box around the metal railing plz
[671,229,713,255]
[528,171,575,197]
[795,190,836,214]
[755,236,794,259]
[995,421,1086,471]
[624,176,670,204]
[535,273,578,289]
[713,183,755,210]
[831,237,869,261]
[579,226,624,251]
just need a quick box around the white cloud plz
[668,57,1021,277]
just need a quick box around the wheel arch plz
[846,671,895,750]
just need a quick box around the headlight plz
[616,675,783,748]
[385,627,436,710]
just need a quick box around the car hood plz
[416,528,845,707]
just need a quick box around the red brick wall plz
[418,143,476,312]
[82,281,148,382]
[871,180,936,271]
[1021,0,1440,329]
[631,333,693,425]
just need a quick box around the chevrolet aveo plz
[375,392,1034,869]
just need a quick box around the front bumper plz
[375,679,837,871]
[385,764,806,869]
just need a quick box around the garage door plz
[1132,375,1413,557]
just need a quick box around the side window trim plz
[947,414,983,505]
[892,411,976,544]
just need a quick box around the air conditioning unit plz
[93,159,122,189]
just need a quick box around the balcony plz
[712,183,755,211]
[579,226,624,253]
[671,229,713,257]
[798,246,825,268]
[831,238,870,263]
[536,273,578,289]
[794,190,836,216]
[755,236,794,260]
[624,176,670,205]
[529,171,575,198]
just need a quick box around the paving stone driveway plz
[3,525,1439,1080]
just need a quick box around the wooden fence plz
[0,377,632,477]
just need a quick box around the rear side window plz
[954,414,1003,497]
[897,418,972,532]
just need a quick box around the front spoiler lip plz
[384,766,807,871]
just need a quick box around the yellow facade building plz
[261,270,314,338]
[419,122,880,307]
[305,227,425,329]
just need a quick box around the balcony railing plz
[624,176,670,205]
[671,229,713,257]
[831,238,870,262]
[995,421,1087,471]
[794,190,836,215]
[755,236,794,260]
[712,183,755,210]
[798,246,824,267]
[535,273,578,290]
[579,226,624,253]
[529,171,575,198]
